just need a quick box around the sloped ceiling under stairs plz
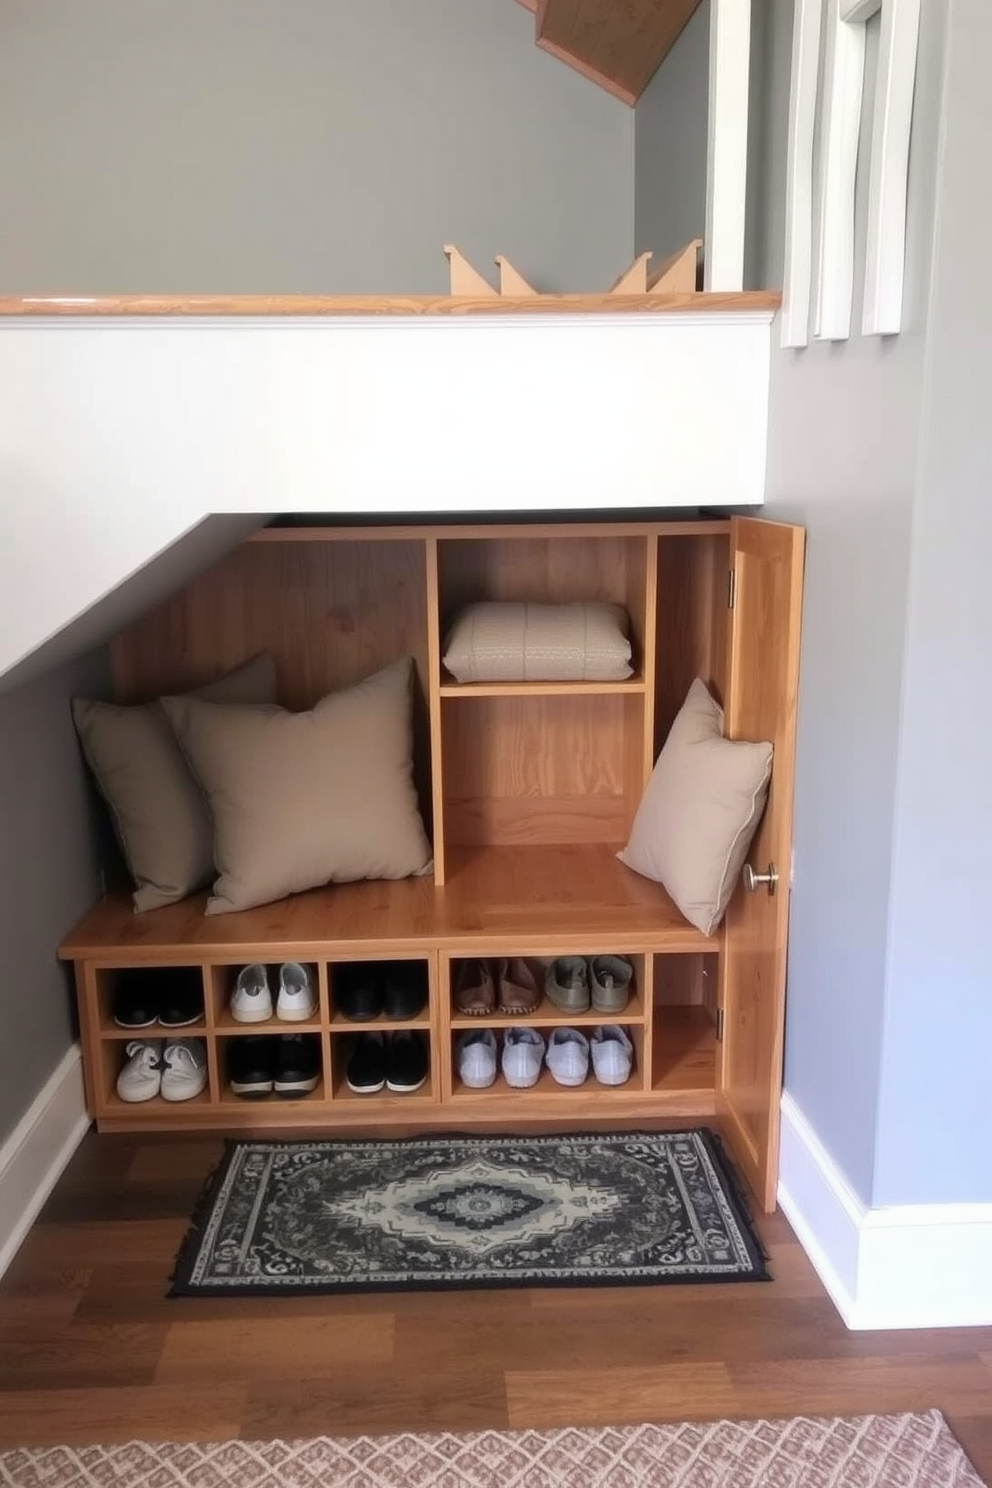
[514,0,703,105]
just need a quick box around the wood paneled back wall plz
[111,537,434,824]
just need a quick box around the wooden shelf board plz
[213,1010,325,1036]
[330,1077,436,1105]
[652,1005,718,1094]
[439,679,646,698]
[328,1013,431,1031]
[60,845,715,961]
[249,521,732,544]
[98,1022,208,1041]
[0,292,781,318]
[450,1064,643,1100]
[449,991,645,1030]
[100,1089,213,1116]
[216,1083,327,1109]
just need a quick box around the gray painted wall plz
[0,0,633,295]
[756,1,946,1201]
[873,0,992,1205]
[0,647,111,1143]
[634,2,709,265]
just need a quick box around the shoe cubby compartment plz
[447,953,647,1027]
[328,956,433,1028]
[650,953,720,1098]
[449,1021,646,1100]
[207,961,324,1033]
[328,1030,434,1103]
[91,964,208,1036]
[218,1032,328,1107]
[95,1030,216,1115]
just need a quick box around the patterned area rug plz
[169,1129,768,1296]
[0,1412,985,1487]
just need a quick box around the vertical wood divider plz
[641,532,660,786]
[77,963,104,1119]
[200,965,221,1104]
[424,536,447,886]
[433,950,453,1102]
[642,951,656,1095]
[318,961,334,1105]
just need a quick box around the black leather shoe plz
[335,963,383,1021]
[159,968,204,1028]
[383,961,428,1020]
[112,969,161,1029]
[346,1032,385,1093]
[228,1036,276,1099]
[386,1031,428,1094]
[274,1034,321,1098]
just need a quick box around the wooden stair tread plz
[59,845,714,961]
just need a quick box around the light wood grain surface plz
[0,292,781,317]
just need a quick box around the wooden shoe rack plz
[59,515,804,1208]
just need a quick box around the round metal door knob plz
[742,862,778,895]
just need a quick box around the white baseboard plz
[0,1045,90,1281]
[778,1091,992,1330]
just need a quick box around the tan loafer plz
[497,957,541,1015]
[453,959,496,1016]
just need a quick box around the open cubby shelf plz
[60,517,804,1211]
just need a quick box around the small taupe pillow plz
[161,657,432,916]
[618,678,773,935]
[443,601,633,683]
[73,654,278,914]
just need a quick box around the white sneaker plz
[502,1027,545,1089]
[590,1025,634,1086]
[546,1027,590,1087]
[456,1029,498,1089]
[231,964,273,1023]
[277,962,316,1022]
[116,1040,163,1102]
[160,1039,208,1101]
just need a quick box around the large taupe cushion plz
[618,678,773,935]
[162,657,432,916]
[73,655,278,913]
[443,601,633,683]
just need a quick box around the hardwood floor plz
[1,1131,990,1480]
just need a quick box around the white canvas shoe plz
[160,1039,208,1101]
[456,1028,498,1089]
[546,1027,590,1087]
[501,1027,545,1089]
[590,1025,634,1086]
[276,962,316,1022]
[116,1040,163,1103]
[231,964,273,1023]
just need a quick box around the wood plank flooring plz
[1,1131,990,1481]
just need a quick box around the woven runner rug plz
[0,1411,985,1487]
[169,1128,768,1297]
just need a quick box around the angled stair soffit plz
[514,0,703,105]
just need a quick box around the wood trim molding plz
[0,292,781,318]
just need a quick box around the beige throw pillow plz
[73,654,278,914]
[162,657,432,916]
[443,601,633,683]
[618,678,773,935]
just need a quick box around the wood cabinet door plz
[719,517,805,1211]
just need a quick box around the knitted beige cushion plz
[162,658,432,916]
[72,654,277,914]
[443,602,633,683]
[618,678,773,935]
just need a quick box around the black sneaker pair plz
[346,1031,428,1094]
[335,961,428,1022]
[228,1035,321,1099]
[113,967,203,1030]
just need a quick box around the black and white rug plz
[169,1129,769,1297]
